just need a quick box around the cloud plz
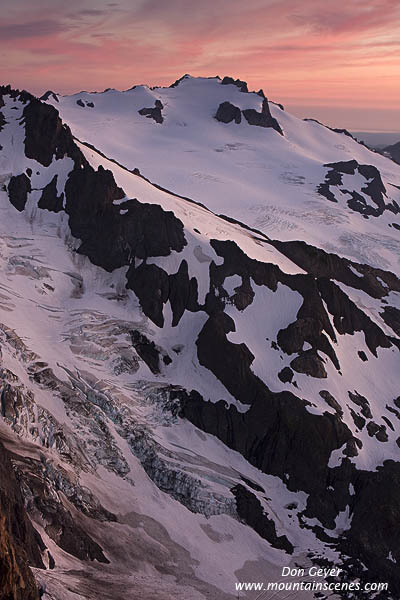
[76,9,106,16]
[1,0,399,126]
[291,0,400,34]
[0,19,69,40]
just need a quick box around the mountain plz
[382,141,400,166]
[0,76,399,600]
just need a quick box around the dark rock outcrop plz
[358,350,368,361]
[65,167,186,272]
[31,494,109,564]
[269,238,400,300]
[7,174,31,212]
[178,387,352,508]
[340,461,400,596]
[0,85,34,106]
[290,349,327,378]
[242,99,283,135]
[317,160,399,217]
[232,484,294,553]
[318,278,392,356]
[221,76,248,92]
[366,421,388,442]
[138,99,164,123]
[38,175,64,212]
[209,239,341,375]
[196,312,257,405]
[214,102,241,124]
[169,74,191,88]
[39,91,59,102]
[127,259,199,328]
[278,366,293,383]
[0,440,43,600]
[348,391,372,419]
[126,263,167,328]
[168,260,199,325]
[381,306,400,336]
[276,282,339,372]
[130,330,161,374]
[23,98,84,168]
[319,390,343,417]
[75,99,94,109]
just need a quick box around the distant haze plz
[1,0,399,132]
[349,132,400,148]
[286,105,400,137]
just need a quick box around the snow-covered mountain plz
[0,77,399,600]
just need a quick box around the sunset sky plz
[1,0,399,131]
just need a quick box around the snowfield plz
[47,75,400,270]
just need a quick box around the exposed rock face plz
[348,391,372,419]
[277,366,293,383]
[39,91,59,103]
[290,349,327,378]
[214,101,241,124]
[317,159,400,217]
[242,99,283,134]
[66,167,186,271]
[0,440,42,600]
[215,96,283,134]
[32,495,109,564]
[12,456,112,566]
[208,239,341,374]
[221,76,248,92]
[0,84,34,106]
[232,484,294,553]
[23,98,83,167]
[131,330,161,374]
[126,258,198,328]
[75,99,94,109]
[7,174,31,212]
[270,238,400,299]
[319,390,343,416]
[381,306,400,336]
[197,313,260,405]
[127,263,169,327]
[178,387,352,502]
[318,278,391,356]
[38,175,64,212]
[177,381,400,591]
[340,461,400,596]
[169,74,191,88]
[138,99,164,123]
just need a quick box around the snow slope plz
[46,75,400,271]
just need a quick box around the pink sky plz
[1,0,399,130]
